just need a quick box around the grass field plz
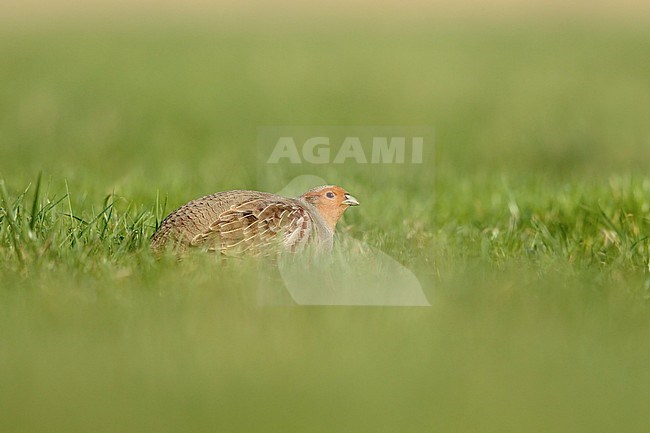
[1,11,650,433]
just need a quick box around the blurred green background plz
[1,2,650,432]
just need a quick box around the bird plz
[150,185,359,255]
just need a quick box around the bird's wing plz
[189,198,314,255]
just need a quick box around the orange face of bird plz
[301,185,359,230]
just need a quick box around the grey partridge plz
[150,185,359,255]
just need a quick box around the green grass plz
[1,17,650,433]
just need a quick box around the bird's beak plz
[342,193,359,206]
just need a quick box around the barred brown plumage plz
[150,185,359,255]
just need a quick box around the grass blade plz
[29,171,42,232]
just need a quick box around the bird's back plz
[150,190,322,253]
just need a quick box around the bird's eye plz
[326,192,335,199]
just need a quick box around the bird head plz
[300,185,359,231]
